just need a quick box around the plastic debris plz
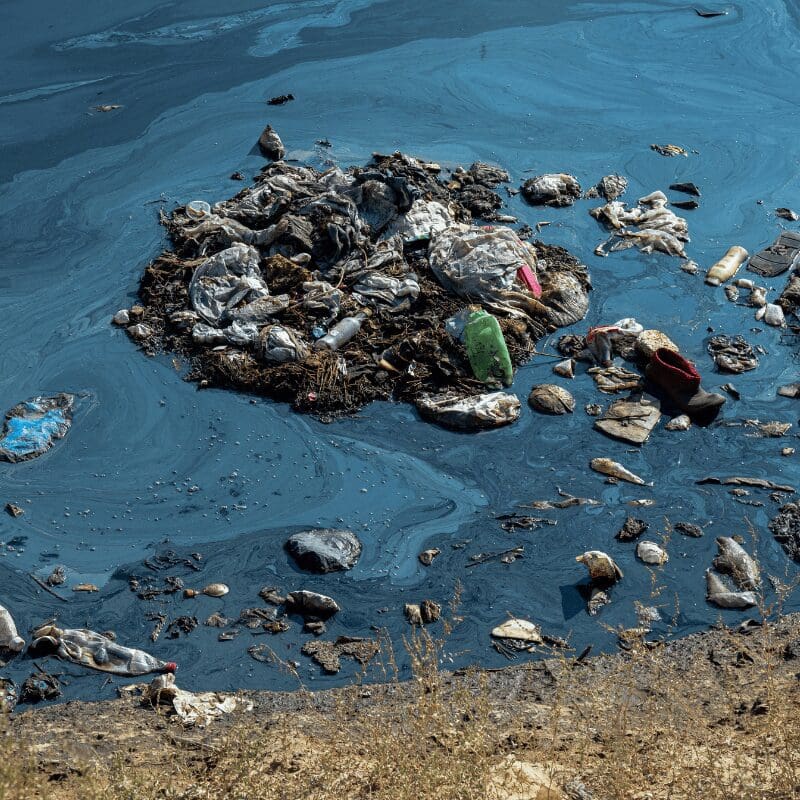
[0,604,25,655]
[418,548,441,566]
[705,246,749,286]
[491,618,542,643]
[650,144,688,157]
[257,124,285,160]
[553,358,575,378]
[588,364,643,394]
[136,673,252,726]
[769,502,800,561]
[30,624,176,676]
[587,174,628,201]
[586,318,643,365]
[616,517,648,541]
[0,394,74,463]
[713,537,759,590]
[0,678,17,713]
[521,173,582,207]
[776,207,799,221]
[590,457,650,486]
[528,384,575,415]
[20,671,61,703]
[635,329,679,361]
[460,309,514,386]
[285,590,340,619]
[665,414,691,431]
[636,541,668,565]
[416,391,520,430]
[748,230,800,278]
[591,190,689,257]
[706,570,756,609]
[202,583,229,597]
[594,397,661,445]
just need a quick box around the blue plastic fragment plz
[0,394,75,462]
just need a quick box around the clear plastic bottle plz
[314,310,370,351]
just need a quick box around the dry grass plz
[2,607,800,800]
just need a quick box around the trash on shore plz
[588,364,642,394]
[125,673,252,726]
[129,142,590,421]
[202,583,229,597]
[0,394,74,462]
[29,624,176,676]
[0,678,17,713]
[285,528,362,573]
[665,414,691,431]
[586,174,628,201]
[594,396,661,445]
[590,457,650,486]
[4,503,24,518]
[776,207,799,222]
[490,618,543,650]
[20,671,61,704]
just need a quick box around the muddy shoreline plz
[8,613,800,779]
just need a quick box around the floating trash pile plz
[121,136,590,421]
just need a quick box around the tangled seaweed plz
[130,151,590,419]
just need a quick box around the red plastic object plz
[164,661,178,673]
[517,265,542,298]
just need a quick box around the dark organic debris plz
[775,207,798,222]
[301,636,379,674]
[267,94,294,105]
[669,182,701,197]
[5,503,23,518]
[466,545,524,567]
[697,476,795,493]
[672,199,699,211]
[284,528,362,573]
[20,671,61,704]
[129,147,590,419]
[497,514,557,532]
[695,8,727,17]
[616,517,648,542]
[650,144,688,157]
[675,522,704,538]
[707,335,758,373]
[769,502,800,561]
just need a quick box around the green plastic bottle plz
[462,310,514,386]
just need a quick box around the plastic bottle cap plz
[164,661,178,673]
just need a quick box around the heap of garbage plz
[123,139,590,422]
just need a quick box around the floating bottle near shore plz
[705,246,749,286]
[314,310,370,351]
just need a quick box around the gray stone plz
[285,590,340,619]
[285,528,362,573]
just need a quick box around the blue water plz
[1,0,799,701]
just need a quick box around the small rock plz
[782,447,795,457]
[776,207,799,222]
[230,171,245,181]
[576,551,623,584]
[285,528,362,573]
[681,260,699,274]
[636,541,668,565]
[594,397,661,445]
[404,603,422,625]
[491,618,542,643]
[258,125,285,160]
[46,566,66,586]
[259,586,286,605]
[521,173,581,207]
[665,414,691,431]
[584,403,602,416]
[528,384,575,415]
[5,503,24,518]
[304,620,326,636]
[588,588,610,615]
[112,309,130,326]
[590,174,628,201]
[418,548,440,566]
[286,590,340,619]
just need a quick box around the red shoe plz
[646,348,725,420]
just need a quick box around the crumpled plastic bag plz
[192,320,261,347]
[0,394,74,463]
[428,225,544,319]
[586,318,644,364]
[416,391,521,430]
[260,325,310,363]
[352,272,420,311]
[189,243,268,325]
[30,624,174,676]
[302,281,344,319]
[383,199,453,242]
